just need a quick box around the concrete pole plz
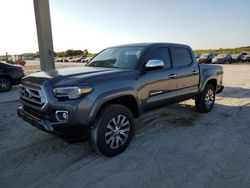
[33,0,55,71]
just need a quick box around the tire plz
[0,77,12,92]
[195,84,215,113]
[90,104,134,157]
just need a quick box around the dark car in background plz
[231,54,243,63]
[198,54,216,64]
[212,54,232,64]
[0,62,25,92]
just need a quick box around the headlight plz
[53,86,93,99]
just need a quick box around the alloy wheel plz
[105,115,131,149]
[0,78,11,92]
[205,89,215,109]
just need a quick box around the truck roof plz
[110,42,191,49]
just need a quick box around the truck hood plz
[22,66,137,87]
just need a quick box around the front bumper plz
[17,106,72,135]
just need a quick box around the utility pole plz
[5,52,8,62]
[33,0,55,71]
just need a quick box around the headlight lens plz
[53,86,93,99]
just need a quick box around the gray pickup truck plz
[17,43,224,156]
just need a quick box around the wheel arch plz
[206,79,217,90]
[200,77,217,93]
[88,90,141,125]
[0,74,12,80]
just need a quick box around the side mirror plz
[145,59,164,71]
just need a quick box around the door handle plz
[192,70,199,75]
[169,74,176,79]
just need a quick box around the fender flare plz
[200,76,218,93]
[88,88,141,125]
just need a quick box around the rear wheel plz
[195,84,215,113]
[0,77,12,92]
[90,104,134,157]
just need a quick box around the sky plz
[0,0,249,55]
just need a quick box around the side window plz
[173,48,193,67]
[148,48,171,69]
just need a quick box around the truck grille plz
[20,84,47,109]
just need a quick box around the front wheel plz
[90,104,134,157]
[195,84,216,113]
[0,77,12,92]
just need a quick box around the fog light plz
[55,111,69,122]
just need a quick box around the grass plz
[194,46,250,55]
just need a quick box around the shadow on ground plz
[219,86,250,99]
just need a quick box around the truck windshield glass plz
[87,47,145,69]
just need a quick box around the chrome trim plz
[145,59,164,69]
[169,74,177,79]
[20,84,48,110]
[150,91,163,96]
[55,110,69,122]
[40,85,48,109]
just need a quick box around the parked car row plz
[196,52,250,64]
[56,57,92,63]
[197,54,217,64]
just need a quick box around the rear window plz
[173,48,193,67]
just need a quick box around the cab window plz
[173,48,193,67]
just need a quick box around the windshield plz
[87,46,145,69]
[217,54,226,58]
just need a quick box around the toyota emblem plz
[23,88,32,99]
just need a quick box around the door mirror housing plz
[145,59,164,71]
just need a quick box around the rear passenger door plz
[171,47,199,97]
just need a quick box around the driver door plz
[138,47,177,111]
